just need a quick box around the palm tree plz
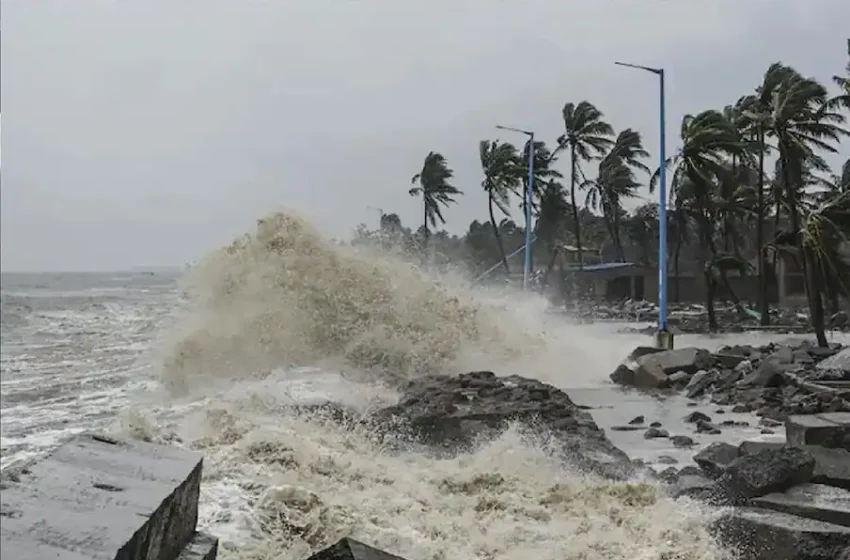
[651,110,744,330]
[830,39,849,111]
[516,140,562,271]
[583,129,650,261]
[556,101,614,269]
[536,181,571,287]
[769,70,849,345]
[409,152,463,244]
[479,140,521,273]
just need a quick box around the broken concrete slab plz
[307,537,408,560]
[711,507,850,560]
[0,432,204,560]
[177,532,219,560]
[786,412,850,450]
[637,347,714,375]
[817,347,850,372]
[739,441,850,491]
[753,483,850,528]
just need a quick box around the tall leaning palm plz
[651,110,743,330]
[557,101,614,268]
[409,152,463,244]
[769,70,849,346]
[479,140,521,273]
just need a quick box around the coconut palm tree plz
[409,152,463,242]
[830,39,849,111]
[479,140,522,273]
[651,110,745,330]
[556,101,615,269]
[583,129,650,261]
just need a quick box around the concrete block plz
[711,507,850,560]
[817,347,850,372]
[753,483,850,528]
[176,532,219,560]
[786,413,850,450]
[307,538,408,560]
[0,432,203,560]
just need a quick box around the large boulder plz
[720,446,815,500]
[307,537,407,560]
[370,371,640,480]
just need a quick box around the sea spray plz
[160,212,543,394]
[135,211,735,559]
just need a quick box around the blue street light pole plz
[614,61,672,349]
[496,125,535,290]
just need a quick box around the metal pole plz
[614,61,672,348]
[657,70,668,333]
[524,133,535,291]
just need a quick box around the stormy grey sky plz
[2,0,848,272]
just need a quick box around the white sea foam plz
[107,211,736,559]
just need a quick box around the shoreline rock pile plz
[610,343,850,420]
[664,414,850,560]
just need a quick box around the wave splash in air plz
[160,211,544,393]
[137,211,731,559]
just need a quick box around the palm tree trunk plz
[673,234,683,303]
[569,144,583,270]
[757,128,770,325]
[612,211,625,262]
[780,146,827,347]
[488,195,510,274]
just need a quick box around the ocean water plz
[4,212,843,560]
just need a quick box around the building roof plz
[565,262,637,272]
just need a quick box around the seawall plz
[0,432,218,560]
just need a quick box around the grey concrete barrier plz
[0,432,218,560]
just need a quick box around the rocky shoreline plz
[563,298,849,336]
[299,355,850,560]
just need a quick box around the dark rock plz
[628,415,645,425]
[369,371,638,479]
[741,349,795,387]
[679,465,702,477]
[649,421,663,428]
[610,425,643,432]
[628,346,666,361]
[694,442,740,479]
[733,404,751,413]
[685,370,716,399]
[307,537,407,560]
[786,413,850,451]
[721,446,815,499]
[669,474,729,505]
[684,411,711,423]
[671,435,695,448]
[609,364,634,386]
[631,358,671,389]
[715,408,726,414]
[753,483,850,528]
[696,420,722,435]
[710,508,850,560]
[644,427,669,439]
[658,455,678,464]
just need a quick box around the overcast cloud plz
[2,0,848,272]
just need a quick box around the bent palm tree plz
[409,152,463,244]
[557,101,614,268]
[584,128,650,261]
[479,140,521,273]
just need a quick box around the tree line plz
[354,42,850,346]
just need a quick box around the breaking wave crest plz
[160,212,544,394]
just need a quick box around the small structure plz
[565,261,648,300]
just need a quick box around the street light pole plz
[496,125,535,291]
[614,61,672,349]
